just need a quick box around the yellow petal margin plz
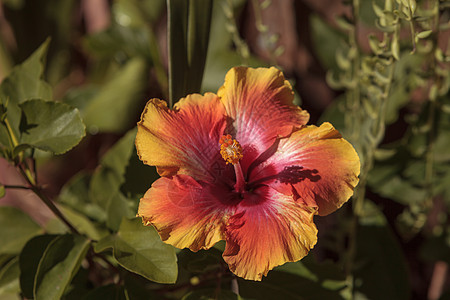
[138,175,230,251]
[217,67,309,151]
[135,93,227,180]
[269,122,360,216]
[223,186,318,281]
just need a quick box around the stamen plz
[219,135,245,193]
[219,135,243,165]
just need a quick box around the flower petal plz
[135,93,227,181]
[250,122,360,216]
[137,174,234,251]
[217,67,309,171]
[223,186,318,281]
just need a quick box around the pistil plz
[233,161,246,194]
[219,134,246,193]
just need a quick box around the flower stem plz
[231,276,239,295]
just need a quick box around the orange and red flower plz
[136,67,360,281]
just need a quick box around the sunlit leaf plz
[95,218,178,284]
[416,30,432,39]
[33,234,90,300]
[114,218,177,283]
[16,99,85,154]
[0,207,42,255]
[0,39,52,148]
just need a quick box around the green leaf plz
[0,257,20,295]
[354,201,411,300]
[167,0,188,105]
[96,218,178,284]
[121,146,159,200]
[0,207,42,255]
[416,30,432,39]
[0,39,53,148]
[310,15,346,71]
[93,235,115,254]
[318,95,346,133]
[0,38,52,104]
[106,192,135,232]
[33,234,90,300]
[115,218,177,283]
[19,235,58,299]
[17,99,86,154]
[82,58,146,133]
[45,205,107,241]
[0,184,4,198]
[90,130,135,190]
[385,53,425,124]
[83,24,152,61]
[368,145,428,205]
[186,0,213,94]
[58,172,106,223]
[101,128,137,170]
[168,0,212,106]
[89,167,123,209]
[91,129,142,231]
[89,128,138,229]
[392,34,400,60]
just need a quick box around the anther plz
[219,135,243,165]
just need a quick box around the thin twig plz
[17,163,80,235]
[3,184,32,190]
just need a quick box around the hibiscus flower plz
[136,66,360,281]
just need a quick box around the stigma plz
[219,134,243,165]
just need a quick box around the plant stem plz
[4,117,18,148]
[18,164,80,235]
[3,184,32,190]
[231,276,239,295]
